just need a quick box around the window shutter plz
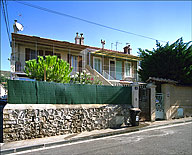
[67,54,71,66]
[78,56,82,72]
[25,48,30,61]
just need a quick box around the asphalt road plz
[16,122,192,155]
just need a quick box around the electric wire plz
[14,0,167,43]
[1,0,11,45]
[4,0,11,36]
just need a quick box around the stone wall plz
[3,104,131,143]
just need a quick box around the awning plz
[91,50,142,61]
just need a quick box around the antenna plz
[126,43,130,46]
[111,43,114,50]
[13,20,24,33]
[115,41,122,51]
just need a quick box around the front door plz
[116,61,122,80]
[109,60,115,79]
[155,93,164,120]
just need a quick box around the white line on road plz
[10,121,192,155]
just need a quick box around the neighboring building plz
[11,32,142,86]
[0,84,7,98]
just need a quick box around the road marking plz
[10,121,192,155]
[111,129,175,144]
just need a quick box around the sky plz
[1,1,192,71]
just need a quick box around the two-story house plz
[11,32,141,86]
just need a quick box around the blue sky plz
[1,1,191,71]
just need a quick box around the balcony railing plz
[101,69,138,81]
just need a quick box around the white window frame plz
[93,56,102,73]
[71,55,78,72]
[116,60,123,80]
[109,59,116,79]
[124,62,132,77]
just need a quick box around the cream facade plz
[11,33,141,86]
[162,84,192,119]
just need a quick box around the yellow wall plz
[162,84,192,119]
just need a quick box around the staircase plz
[85,65,135,87]
[85,65,113,86]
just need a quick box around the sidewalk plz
[1,117,192,155]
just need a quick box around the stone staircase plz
[85,65,113,86]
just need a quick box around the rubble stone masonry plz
[3,104,131,142]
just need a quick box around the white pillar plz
[147,83,156,121]
[162,84,171,120]
[132,83,139,108]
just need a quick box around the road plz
[15,122,192,155]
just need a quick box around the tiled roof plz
[146,77,178,84]
[12,33,140,59]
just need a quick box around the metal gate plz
[139,85,151,121]
[155,93,164,120]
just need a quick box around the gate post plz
[132,83,139,108]
[147,83,156,121]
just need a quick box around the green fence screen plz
[8,80,132,105]
[8,80,37,104]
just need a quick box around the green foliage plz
[24,56,73,83]
[138,38,192,85]
[0,75,8,89]
[0,71,10,90]
[71,70,102,85]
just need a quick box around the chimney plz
[101,39,105,49]
[80,33,84,45]
[124,44,132,54]
[13,20,18,33]
[75,32,80,44]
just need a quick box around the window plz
[25,48,37,61]
[25,48,63,61]
[45,51,53,56]
[93,57,102,74]
[25,49,45,61]
[38,50,43,56]
[71,55,78,72]
[67,54,82,72]
[109,59,115,79]
[124,62,132,77]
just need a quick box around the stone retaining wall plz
[3,104,131,142]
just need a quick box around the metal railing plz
[102,70,115,80]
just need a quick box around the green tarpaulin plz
[8,80,132,105]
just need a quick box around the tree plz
[24,55,73,83]
[138,38,192,85]
[0,71,10,90]
[0,75,8,89]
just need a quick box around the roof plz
[12,33,87,53]
[12,33,140,60]
[146,77,178,84]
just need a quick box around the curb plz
[1,119,192,155]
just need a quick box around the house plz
[10,32,142,86]
[0,84,7,99]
